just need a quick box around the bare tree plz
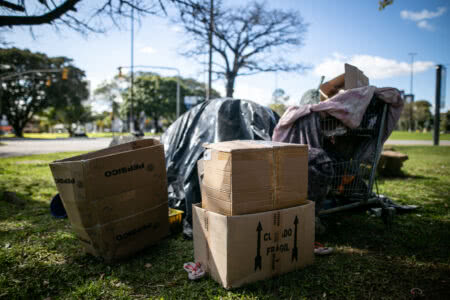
[176,0,308,97]
[0,0,198,34]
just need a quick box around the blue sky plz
[4,0,450,112]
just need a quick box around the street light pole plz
[207,0,214,100]
[434,65,443,146]
[409,53,416,95]
[130,2,135,133]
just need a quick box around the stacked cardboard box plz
[194,140,314,289]
[49,139,169,261]
[199,140,309,216]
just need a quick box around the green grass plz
[0,147,449,299]
[389,131,450,140]
[1,132,158,139]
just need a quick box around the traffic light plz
[46,76,51,87]
[62,68,69,80]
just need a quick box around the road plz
[0,137,449,158]
[0,138,113,158]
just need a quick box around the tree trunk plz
[67,126,74,137]
[12,123,24,138]
[225,74,236,98]
[153,117,161,133]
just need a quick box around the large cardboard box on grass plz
[201,140,308,216]
[49,139,169,261]
[193,201,315,289]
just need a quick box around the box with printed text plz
[193,201,314,289]
[49,139,169,261]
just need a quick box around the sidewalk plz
[0,137,449,158]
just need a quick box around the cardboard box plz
[193,201,315,289]
[320,63,369,100]
[201,140,308,216]
[49,139,169,261]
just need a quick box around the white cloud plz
[314,54,434,80]
[400,7,446,21]
[417,20,434,31]
[400,7,446,30]
[139,46,156,54]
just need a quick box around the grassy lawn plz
[0,147,449,299]
[1,132,158,139]
[389,131,450,141]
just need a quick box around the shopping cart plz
[317,95,394,219]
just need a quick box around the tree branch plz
[0,0,25,12]
[0,0,81,27]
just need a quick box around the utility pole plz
[130,1,135,133]
[434,65,443,146]
[408,53,417,131]
[207,0,214,100]
[409,53,416,95]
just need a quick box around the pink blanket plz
[273,86,404,143]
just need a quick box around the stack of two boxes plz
[195,140,315,289]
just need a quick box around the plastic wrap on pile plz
[161,98,279,237]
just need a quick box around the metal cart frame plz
[318,98,389,216]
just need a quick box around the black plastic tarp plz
[161,98,279,237]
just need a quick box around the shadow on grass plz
[1,230,449,299]
[378,172,430,180]
[0,186,53,222]
[318,203,450,265]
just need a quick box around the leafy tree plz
[0,47,89,137]
[440,111,450,133]
[95,72,221,132]
[269,103,286,117]
[413,100,432,130]
[122,74,188,133]
[55,102,93,135]
[269,88,289,117]
[176,0,308,97]
[272,88,290,104]
[379,0,394,10]
[399,100,433,131]
[94,76,124,120]
[181,77,221,99]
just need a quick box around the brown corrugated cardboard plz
[320,63,369,100]
[201,140,308,216]
[193,201,315,289]
[49,139,169,261]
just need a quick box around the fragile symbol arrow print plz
[292,215,299,262]
[255,222,262,271]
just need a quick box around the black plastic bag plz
[161,98,279,238]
